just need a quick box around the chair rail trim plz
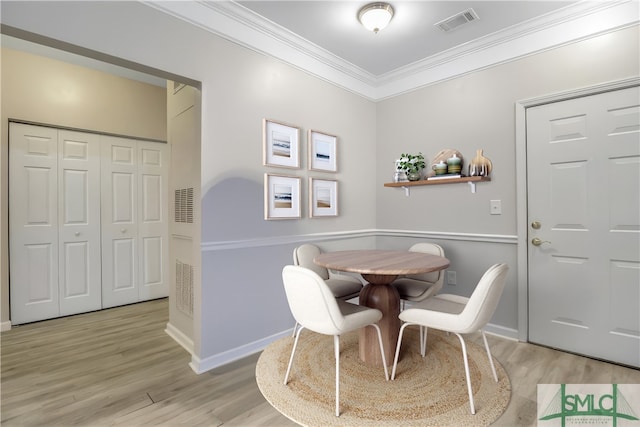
[201,229,517,251]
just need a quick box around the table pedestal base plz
[359,274,400,368]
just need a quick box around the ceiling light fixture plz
[358,2,394,34]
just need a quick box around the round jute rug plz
[256,327,510,426]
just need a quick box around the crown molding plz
[144,0,639,101]
[374,0,639,99]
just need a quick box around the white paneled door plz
[10,123,168,324]
[9,124,102,324]
[101,136,168,308]
[58,130,102,316]
[527,86,640,367]
[101,136,138,308]
[137,140,169,301]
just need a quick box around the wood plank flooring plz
[1,298,638,426]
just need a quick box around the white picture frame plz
[263,119,300,169]
[308,130,337,172]
[309,178,338,218]
[265,174,301,220]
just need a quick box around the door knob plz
[531,221,541,229]
[531,237,551,246]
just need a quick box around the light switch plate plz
[447,271,457,285]
[490,200,502,215]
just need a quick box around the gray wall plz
[1,1,638,370]
[197,49,378,362]
[376,25,639,337]
[376,26,640,235]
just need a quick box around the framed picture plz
[264,174,301,220]
[309,178,338,218]
[263,119,300,169]
[308,130,337,172]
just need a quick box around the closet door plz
[9,124,102,323]
[58,130,102,316]
[138,141,169,300]
[9,123,60,324]
[101,136,138,308]
[101,136,169,307]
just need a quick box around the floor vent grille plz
[176,260,193,316]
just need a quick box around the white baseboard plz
[484,323,519,341]
[1,321,12,332]
[165,322,195,354]
[188,322,519,375]
[189,329,293,374]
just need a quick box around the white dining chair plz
[391,263,509,415]
[291,244,363,336]
[282,265,389,417]
[391,242,446,310]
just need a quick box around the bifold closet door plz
[57,130,102,316]
[9,123,102,324]
[137,140,169,302]
[101,136,168,308]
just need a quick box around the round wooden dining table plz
[314,249,450,367]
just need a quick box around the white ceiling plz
[148,0,637,99]
[236,1,576,76]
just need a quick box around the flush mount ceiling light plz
[358,2,394,34]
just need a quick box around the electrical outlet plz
[447,270,457,285]
[490,200,502,215]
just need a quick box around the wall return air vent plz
[174,187,194,223]
[435,8,479,32]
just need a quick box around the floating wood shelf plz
[384,176,491,195]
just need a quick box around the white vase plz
[393,170,408,182]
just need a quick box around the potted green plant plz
[398,152,425,181]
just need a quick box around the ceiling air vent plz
[435,8,479,32]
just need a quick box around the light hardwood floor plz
[1,298,638,426]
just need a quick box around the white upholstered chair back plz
[293,244,330,280]
[393,242,446,307]
[282,265,346,336]
[405,242,445,284]
[457,263,509,333]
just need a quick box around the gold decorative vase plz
[468,149,492,177]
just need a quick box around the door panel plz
[62,241,89,297]
[527,86,640,367]
[138,141,168,300]
[142,174,161,222]
[102,136,138,308]
[112,172,135,222]
[9,123,60,324]
[113,238,136,290]
[25,167,55,224]
[62,170,88,223]
[25,244,55,302]
[142,236,162,285]
[58,130,101,316]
